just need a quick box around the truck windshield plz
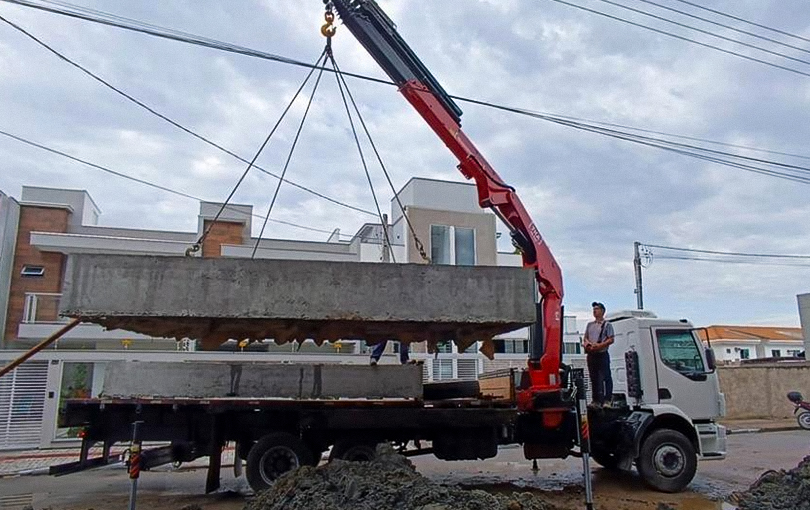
[656,330,706,375]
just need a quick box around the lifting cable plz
[187,47,328,256]
[325,44,397,262]
[324,17,430,263]
[251,51,328,258]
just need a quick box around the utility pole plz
[382,213,391,263]
[633,241,644,310]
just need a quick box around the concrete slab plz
[59,255,536,353]
[100,361,423,400]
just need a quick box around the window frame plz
[654,328,708,380]
[429,224,477,266]
[20,265,45,277]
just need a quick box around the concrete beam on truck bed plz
[101,361,423,400]
[59,254,536,353]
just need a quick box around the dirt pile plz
[245,446,560,510]
[732,455,810,510]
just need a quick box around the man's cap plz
[591,301,605,311]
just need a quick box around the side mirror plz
[705,348,717,372]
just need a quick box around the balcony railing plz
[22,293,68,324]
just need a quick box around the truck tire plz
[329,438,380,462]
[591,450,620,470]
[246,432,315,492]
[636,429,697,493]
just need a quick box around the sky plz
[0,0,809,328]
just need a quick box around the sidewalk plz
[721,417,800,434]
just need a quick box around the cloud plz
[0,0,808,327]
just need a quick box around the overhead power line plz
[642,243,810,260]
[653,254,810,269]
[0,13,376,218]
[0,128,336,236]
[544,0,810,78]
[4,0,809,162]
[633,0,810,56]
[671,0,810,45]
[3,0,810,185]
[593,0,810,67]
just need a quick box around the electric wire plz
[251,50,327,258]
[653,255,810,269]
[4,0,810,185]
[329,51,431,262]
[0,13,376,218]
[544,0,810,78]
[0,128,334,235]
[5,0,809,164]
[593,0,810,67]
[193,48,328,252]
[632,0,810,56]
[642,243,810,259]
[671,0,810,45]
[327,47,396,263]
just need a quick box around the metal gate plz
[0,361,48,450]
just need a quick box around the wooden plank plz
[479,369,516,402]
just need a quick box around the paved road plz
[0,430,807,510]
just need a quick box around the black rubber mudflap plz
[423,380,480,400]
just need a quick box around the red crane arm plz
[331,0,565,407]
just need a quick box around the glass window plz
[431,225,451,264]
[454,227,475,265]
[563,342,581,355]
[656,330,705,374]
[771,349,781,358]
[739,348,750,360]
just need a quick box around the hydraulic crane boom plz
[330,0,565,411]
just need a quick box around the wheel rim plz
[342,445,375,462]
[799,412,810,428]
[258,446,300,485]
[653,443,685,477]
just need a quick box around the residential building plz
[701,325,805,363]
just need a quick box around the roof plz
[700,325,804,343]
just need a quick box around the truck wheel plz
[329,438,380,462]
[798,411,810,430]
[246,433,314,492]
[591,450,620,470]
[637,429,697,493]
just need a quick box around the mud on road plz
[2,430,806,510]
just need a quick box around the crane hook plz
[321,11,337,38]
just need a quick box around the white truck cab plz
[586,310,727,492]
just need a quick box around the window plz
[431,225,452,264]
[493,339,528,354]
[787,349,802,357]
[771,349,782,358]
[454,227,475,265]
[20,265,45,277]
[656,329,705,374]
[739,348,750,360]
[726,348,732,354]
[563,342,581,355]
[430,225,476,265]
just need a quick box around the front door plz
[651,328,721,420]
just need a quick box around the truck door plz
[651,328,720,420]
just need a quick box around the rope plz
[326,48,396,262]
[329,52,430,263]
[251,49,328,258]
[187,48,328,256]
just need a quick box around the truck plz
[49,0,725,497]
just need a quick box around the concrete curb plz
[726,426,800,435]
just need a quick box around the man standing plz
[583,301,615,407]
